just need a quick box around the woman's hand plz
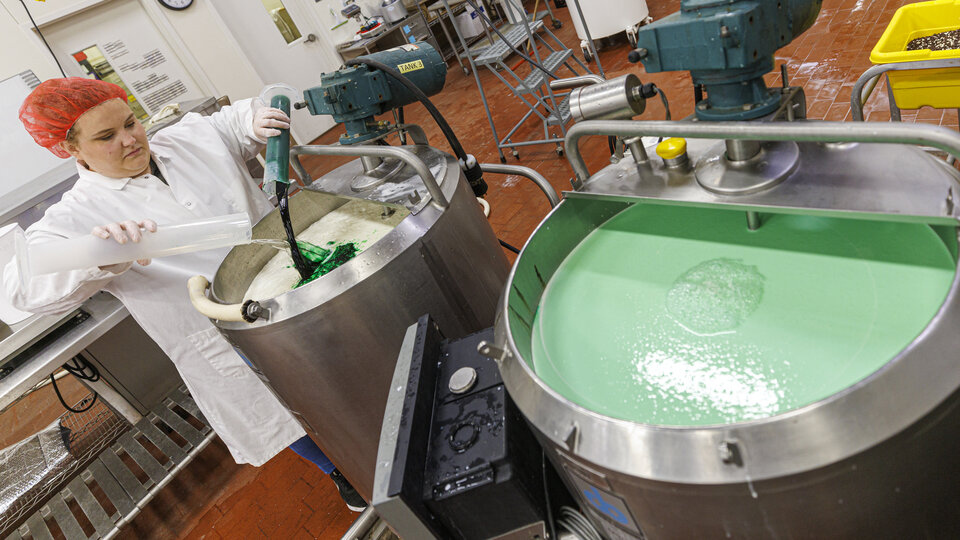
[92,219,157,271]
[253,106,291,139]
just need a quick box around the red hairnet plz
[19,77,129,159]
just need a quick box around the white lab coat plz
[3,99,306,466]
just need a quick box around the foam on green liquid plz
[528,204,956,426]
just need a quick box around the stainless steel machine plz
[479,0,960,537]
[492,120,960,538]
[190,44,558,502]
[195,7,960,537]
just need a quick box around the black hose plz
[499,239,521,254]
[397,106,407,145]
[542,450,558,540]
[462,0,558,80]
[608,135,617,157]
[19,0,66,78]
[344,56,487,197]
[276,182,313,281]
[52,356,100,413]
[658,87,672,121]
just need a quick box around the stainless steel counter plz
[0,293,127,413]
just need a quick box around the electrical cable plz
[51,356,100,413]
[63,357,100,382]
[397,106,407,145]
[19,0,67,78]
[499,239,520,254]
[344,56,488,197]
[558,507,602,540]
[462,0,558,80]
[542,450,558,540]
[658,87,672,121]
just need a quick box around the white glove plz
[92,219,158,272]
[253,104,291,140]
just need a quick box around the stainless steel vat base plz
[538,385,960,538]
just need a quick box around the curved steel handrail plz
[565,119,960,188]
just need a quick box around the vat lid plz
[574,138,960,225]
[298,145,451,214]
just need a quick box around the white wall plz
[160,1,264,101]
[311,0,388,50]
[0,1,62,81]
[0,0,264,103]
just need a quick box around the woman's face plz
[60,98,150,179]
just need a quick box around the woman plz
[5,77,365,511]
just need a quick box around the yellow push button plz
[656,137,687,160]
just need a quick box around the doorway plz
[209,0,344,143]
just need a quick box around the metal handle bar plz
[850,58,960,121]
[565,120,960,188]
[479,163,560,207]
[549,75,605,91]
[290,144,447,208]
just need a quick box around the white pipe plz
[23,214,251,277]
[477,197,491,218]
[187,275,247,322]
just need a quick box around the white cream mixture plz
[244,200,405,301]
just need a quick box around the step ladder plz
[441,0,595,161]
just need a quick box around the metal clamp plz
[564,119,960,189]
[290,144,448,208]
[479,163,560,207]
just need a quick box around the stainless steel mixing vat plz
[208,143,509,500]
[491,120,960,538]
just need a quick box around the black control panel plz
[381,315,568,540]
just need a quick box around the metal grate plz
[0,394,128,536]
[547,95,573,126]
[474,20,546,65]
[516,49,574,94]
[3,386,214,540]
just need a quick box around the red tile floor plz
[108,0,960,537]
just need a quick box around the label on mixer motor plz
[398,59,425,73]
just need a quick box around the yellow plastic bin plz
[871,0,960,109]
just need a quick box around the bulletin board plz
[40,0,204,116]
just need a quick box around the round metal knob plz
[449,367,477,394]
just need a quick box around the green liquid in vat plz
[529,204,956,426]
[292,240,360,288]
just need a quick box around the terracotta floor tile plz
[825,102,852,121]
[181,508,223,540]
